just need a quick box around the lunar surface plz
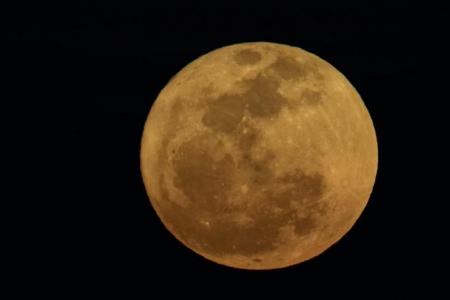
[140,42,378,270]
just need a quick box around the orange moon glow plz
[140,42,378,270]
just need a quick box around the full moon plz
[140,42,378,270]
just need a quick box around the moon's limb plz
[140,42,378,270]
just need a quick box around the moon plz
[140,42,378,270]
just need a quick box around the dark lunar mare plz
[158,49,328,258]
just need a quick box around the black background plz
[9,1,449,299]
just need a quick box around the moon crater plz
[233,49,262,65]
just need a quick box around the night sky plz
[9,1,448,298]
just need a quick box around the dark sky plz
[9,1,449,299]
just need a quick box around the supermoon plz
[140,42,378,270]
